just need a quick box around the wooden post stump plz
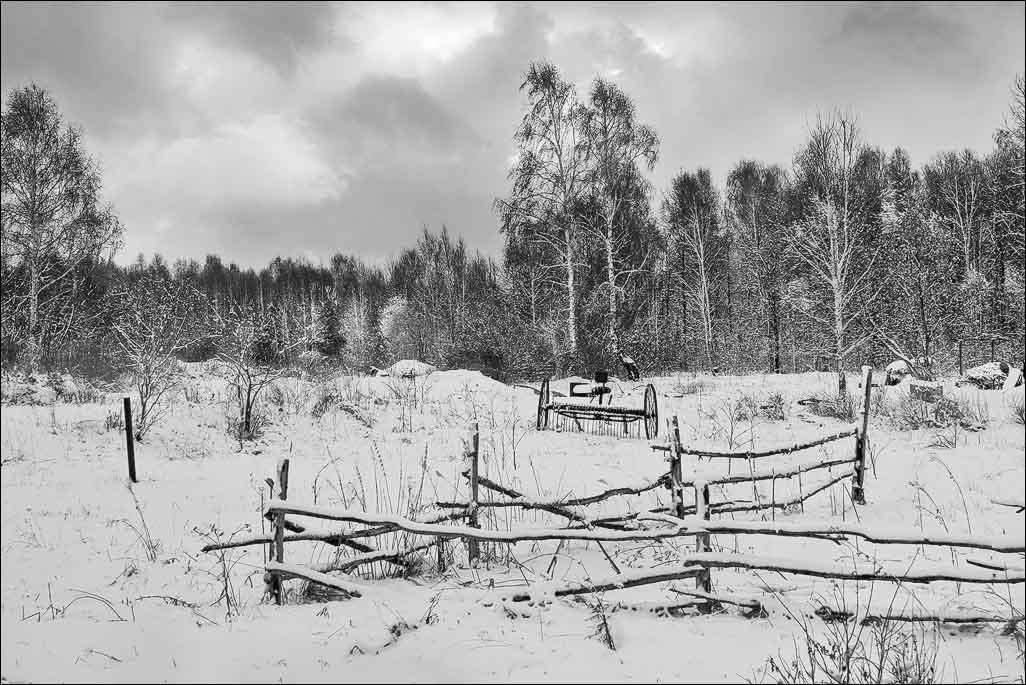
[853,366,872,505]
[670,416,686,519]
[123,397,137,483]
[272,458,290,605]
[696,483,712,593]
[467,423,480,566]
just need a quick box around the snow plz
[2,369,1024,682]
[381,359,438,377]
[958,361,1015,389]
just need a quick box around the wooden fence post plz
[853,366,872,505]
[696,483,712,593]
[467,423,480,566]
[123,397,137,483]
[272,458,290,605]
[670,416,686,519]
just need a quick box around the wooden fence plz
[202,367,1025,625]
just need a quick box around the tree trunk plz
[605,226,617,349]
[992,231,1006,333]
[770,296,782,374]
[564,227,578,359]
[27,260,40,370]
[834,284,846,396]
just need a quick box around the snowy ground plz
[2,366,1024,683]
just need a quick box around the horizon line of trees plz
[2,69,1024,388]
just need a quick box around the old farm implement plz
[536,377,659,439]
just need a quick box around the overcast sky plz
[2,2,1024,268]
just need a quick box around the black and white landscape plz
[1,2,1024,683]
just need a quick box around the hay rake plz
[536,378,659,439]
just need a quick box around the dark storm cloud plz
[2,2,1022,267]
[322,75,476,156]
[0,2,177,137]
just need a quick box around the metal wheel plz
[643,384,658,438]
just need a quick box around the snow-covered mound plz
[884,359,914,385]
[379,359,437,378]
[426,369,511,400]
[1,372,79,405]
[957,361,1015,390]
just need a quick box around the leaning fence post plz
[852,365,872,505]
[467,422,480,566]
[670,416,686,519]
[123,397,137,483]
[695,483,712,593]
[272,458,290,605]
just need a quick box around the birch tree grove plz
[726,161,791,372]
[582,78,659,352]
[790,113,883,395]
[3,72,1023,382]
[662,169,725,370]
[1,84,122,368]
[496,62,591,372]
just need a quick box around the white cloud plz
[169,36,287,121]
[110,115,345,214]
[300,0,497,93]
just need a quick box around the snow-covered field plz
[2,367,1023,683]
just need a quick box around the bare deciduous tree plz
[1,84,121,368]
[727,161,791,372]
[581,78,659,351]
[662,169,725,370]
[496,62,591,370]
[111,276,208,440]
[790,113,884,394]
[217,305,292,440]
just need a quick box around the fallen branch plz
[309,540,439,574]
[991,498,1026,513]
[265,561,363,598]
[966,558,1026,573]
[496,566,705,603]
[680,551,1026,584]
[668,585,765,612]
[815,605,1026,626]
[460,471,622,529]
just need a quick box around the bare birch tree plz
[726,161,791,372]
[662,169,724,369]
[790,112,883,395]
[923,150,989,275]
[496,62,590,370]
[1,84,122,368]
[581,78,659,351]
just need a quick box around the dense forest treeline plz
[2,66,1024,384]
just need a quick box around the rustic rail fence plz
[240,493,1025,620]
[202,367,1024,626]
